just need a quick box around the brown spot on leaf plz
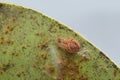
[4,30,8,34]
[58,24,65,29]
[0,4,3,8]
[16,73,21,77]
[57,55,79,80]
[41,54,47,60]
[12,18,16,22]
[36,54,41,60]
[2,51,6,54]
[112,64,118,70]
[11,52,19,56]
[0,37,4,40]
[48,26,57,33]
[7,26,14,31]
[22,46,27,49]
[21,71,26,76]
[80,57,89,62]
[114,69,117,77]
[87,41,93,46]
[6,39,13,45]
[35,33,40,36]
[0,71,3,75]
[16,71,26,77]
[48,66,55,73]
[99,51,110,60]
[78,76,88,80]
[1,63,11,72]
[33,64,37,69]
[19,11,24,14]
[40,45,48,50]
[0,41,4,44]
[74,33,78,37]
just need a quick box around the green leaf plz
[0,3,120,80]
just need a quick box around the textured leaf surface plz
[0,3,120,80]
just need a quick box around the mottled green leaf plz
[0,3,120,80]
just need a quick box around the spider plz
[57,37,81,53]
